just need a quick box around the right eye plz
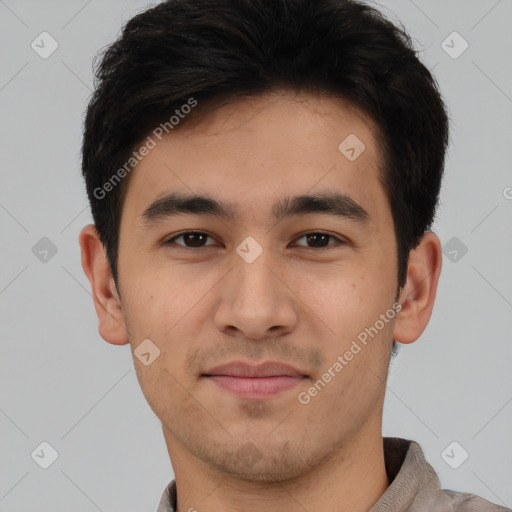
[163,231,218,249]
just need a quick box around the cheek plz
[134,357,199,429]
[310,272,374,329]
[123,260,201,329]
[309,267,395,359]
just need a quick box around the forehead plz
[122,90,387,225]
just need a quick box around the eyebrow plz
[140,191,370,227]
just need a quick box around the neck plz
[166,426,389,512]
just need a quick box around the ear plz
[79,224,129,345]
[393,231,442,344]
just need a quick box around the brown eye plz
[293,232,345,250]
[165,231,215,248]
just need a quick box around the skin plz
[79,90,442,512]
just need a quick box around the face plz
[115,90,401,481]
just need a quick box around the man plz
[78,0,509,510]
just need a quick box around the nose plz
[213,244,298,340]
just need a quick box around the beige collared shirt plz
[157,437,510,512]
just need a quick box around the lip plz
[203,361,307,378]
[202,361,308,399]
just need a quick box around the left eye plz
[164,231,344,250]
[293,232,344,249]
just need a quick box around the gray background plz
[1,0,511,510]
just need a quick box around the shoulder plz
[157,479,177,512]
[435,489,510,512]
[379,438,509,512]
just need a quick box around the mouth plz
[202,360,309,399]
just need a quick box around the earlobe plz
[393,231,442,345]
[79,224,130,346]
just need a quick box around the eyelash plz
[163,231,347,251]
